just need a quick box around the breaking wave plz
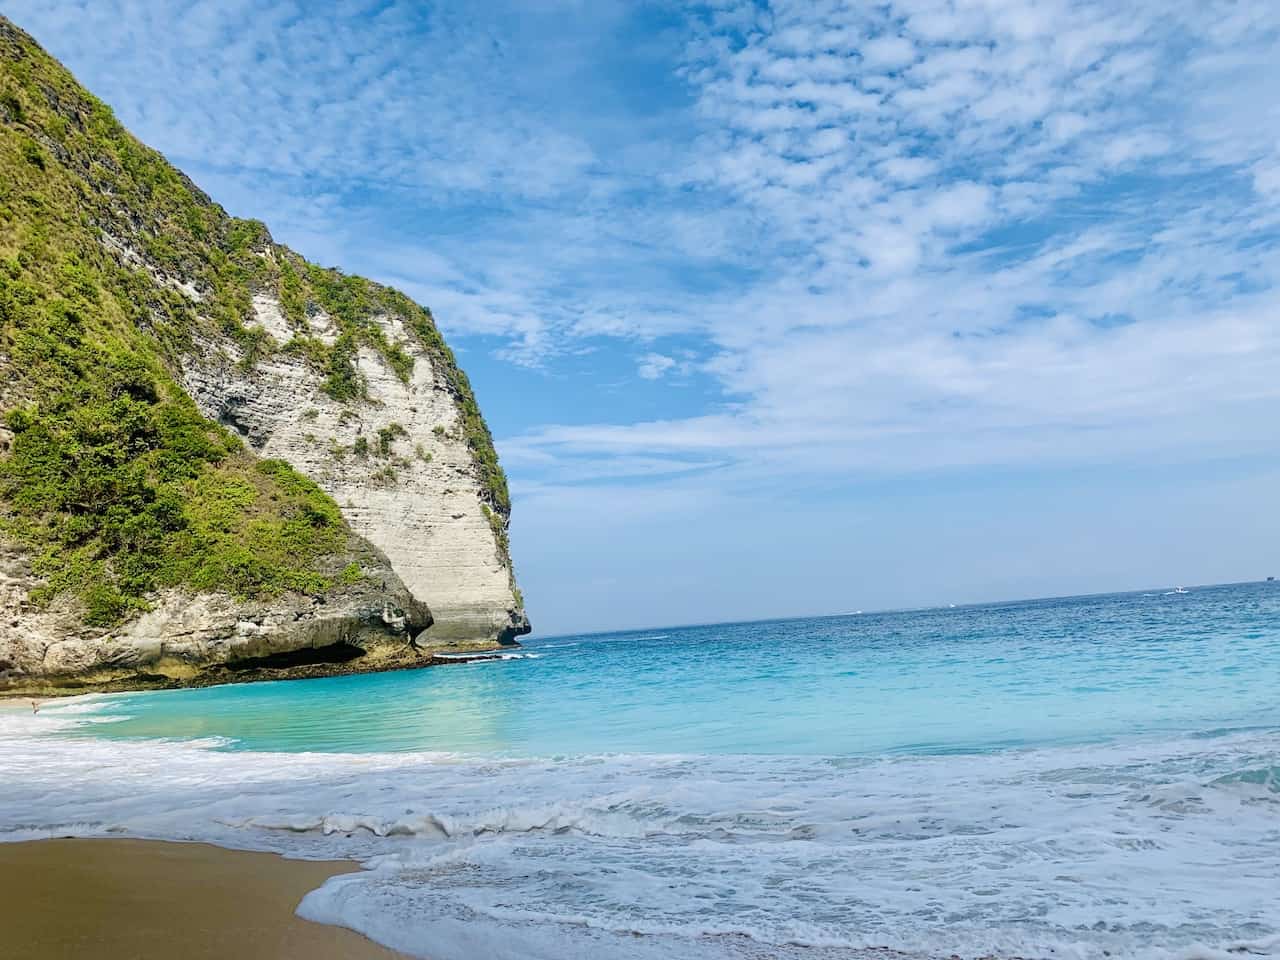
[2,705,1278,960]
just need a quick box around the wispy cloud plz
[13,0,1280,473]
[9,0,1280,626]
[506,0,1280,484]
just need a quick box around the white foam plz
[565,634,673,646]
[2,710,1278,960]
[435,651,543,663]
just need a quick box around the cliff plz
[0,17,528,694]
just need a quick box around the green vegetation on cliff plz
[0,17,510,622]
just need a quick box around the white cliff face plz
[179,294,527,649]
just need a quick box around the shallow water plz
[3,582,1279,959]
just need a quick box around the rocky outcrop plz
[0,15,529,695]
[0,537,433,695]
[179,292,529,650]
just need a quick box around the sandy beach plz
[0,838,407,959]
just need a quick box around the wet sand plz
[0,838,408,959]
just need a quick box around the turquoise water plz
[83,582,1280,755]
[5,581,1280,959]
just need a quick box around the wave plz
[224,800,658,841]
[571,634,672,645]
[2,711,1278,960]
[431,651,545,666]
[1211,764,1280,793]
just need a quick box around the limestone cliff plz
[0,17,527,694]
[179,279,529,650]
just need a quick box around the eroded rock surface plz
[0,538,433,695]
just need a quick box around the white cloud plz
[859,34,916,71]
[880,155,937,182]
[508,0,1280,488]
[10,1,602,199]
[1254,163,1280,198]
[9,0,1280,496]
[637,353,678,380]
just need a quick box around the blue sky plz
[10,0,1280,634]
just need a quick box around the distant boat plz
[1268,576,1276,582]
[1164,586,1189,595]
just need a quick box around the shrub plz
[20,137,43,169]
[377,422,407,457]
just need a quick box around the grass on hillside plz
[0,19,516,624]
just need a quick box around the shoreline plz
[0,838,409,960]
[0,644,522,701]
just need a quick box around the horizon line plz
[527,577,1276,642]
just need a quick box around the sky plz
[7,0,1280,635]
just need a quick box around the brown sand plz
[0,838,410,959]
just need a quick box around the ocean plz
[2,582,1278,959]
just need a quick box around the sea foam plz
[2,705,1278,960]
[5,586,1279,958]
